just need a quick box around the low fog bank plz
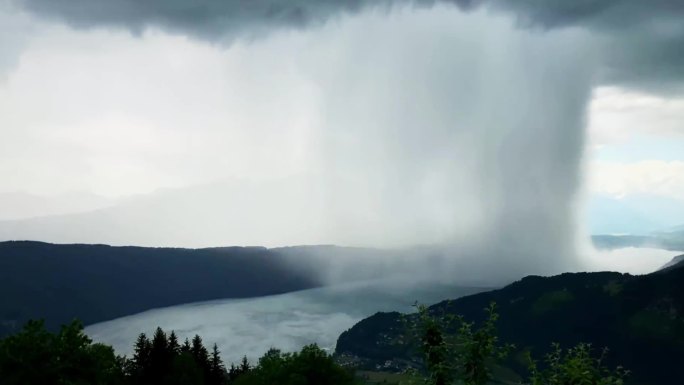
[85,280,489,363]
[579,246,682,275]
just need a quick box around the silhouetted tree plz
[228,363,240,382]
[231,344,356,385]
[227,357,252,383]
[168,331,180,356]
[239,356,250,373]
[130,333,152,384]
[170,352,204,385]
[0,319,124,385]
[209,343,226,385]
[149,327,171,384]
[181,338,191,354]
[191,335,209,364]
[190,334,211,381]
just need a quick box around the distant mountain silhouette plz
[0,241,325,337]
[659,253,684,271]
[0,178,393,248]
[336,265,684,385]
[0,191,114,221]
[587,194,684,235]
[592,229,684,251]
[0,178,326,248]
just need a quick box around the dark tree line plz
[126,327,230,385]
[0,319,358,385]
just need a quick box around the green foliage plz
[0,319,123,385]
[531,290,574,316]
[0,319,358,385]
[232,344,359,385]
[411,302,627,385]
[0,299,633,385]
[411,302,513,385]
[0,320,228,385]
[602,281,622,296]
[627,310,679,340]
[357,370,414,385]
[526,343,628,385]
[413,304,451,385]
[339,268,682,384]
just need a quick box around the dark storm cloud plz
[13,0,395,40]
[492,0,676,29]
[15,0,682,34]
[490,0,684,91]
[14,0,684,91]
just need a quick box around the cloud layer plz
[589,161,684,199]
[12,0,684,91]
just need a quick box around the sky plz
[1,1,684,268]
[587,87,684,198]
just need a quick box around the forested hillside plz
[336,260,684,385]
[0,241,322,337]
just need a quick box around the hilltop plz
[0,241,324,337]
[335,260,684,385]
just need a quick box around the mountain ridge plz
[0,240,333,337]
[335,266,684,385]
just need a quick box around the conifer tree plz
[209,343,226,385]
[228,363,239,382]
[152,327,168,352]
[133,333,151,363]
[181,338,191,354]
[239,356,250,373]
[191,335,209,365]
[150,327,170,384]
[131,332,152,382]
[168,331,180,356]
[191,334,211,381]
[170,351,204,385]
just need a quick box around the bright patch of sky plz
[593,135,684,163]
[587,87,684,199]
[585,87,684,233]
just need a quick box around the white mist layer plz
[580,246,681,275]
[85,281,487,363]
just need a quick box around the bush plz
[411,302,627,385]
